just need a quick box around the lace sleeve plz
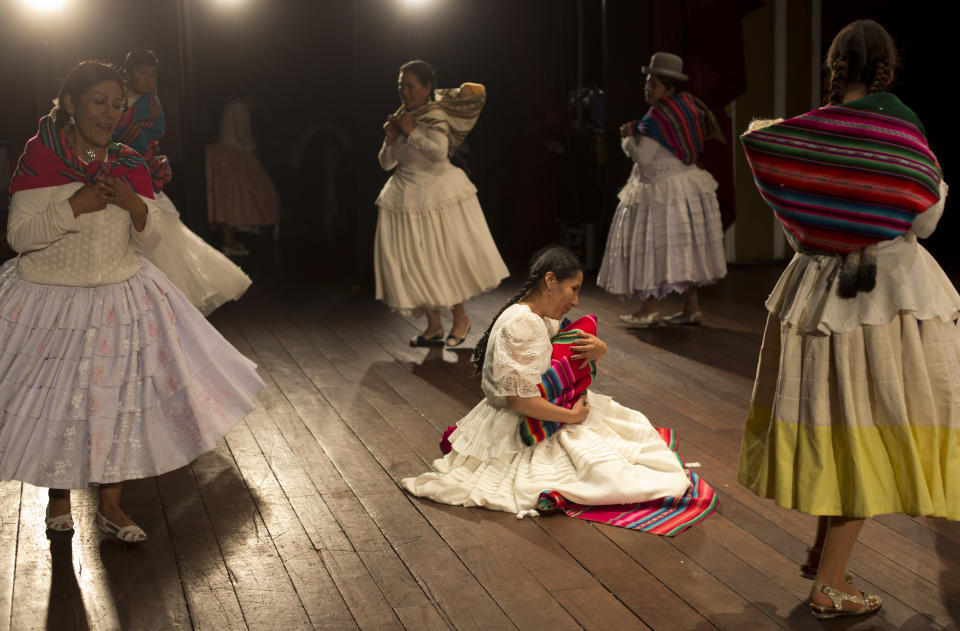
[489,311,551,398]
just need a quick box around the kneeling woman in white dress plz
[114,50,251,316]
[375,59,509,347]
[598,53,727,328]
[401,246,690,516]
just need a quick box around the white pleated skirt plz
[374,167,508,314]
[598,167,726,300]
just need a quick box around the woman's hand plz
[68,183,107,217]
[383,117,399,144]
[620,123,634,138]
[566,394,590,424]
[97,177,148,230]
[396,112,415,135]
[571,332,607,369]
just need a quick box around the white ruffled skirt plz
[401,390,691,517]
[374,166,509,314]
[0,258,264,489]
[598,167,727,300]
[137,192,252,316]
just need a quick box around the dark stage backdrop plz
[2,0,657,280]
[2,1,955,278]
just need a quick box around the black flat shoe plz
[410,331,444,347]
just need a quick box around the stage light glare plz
[403,0,432,7]
[21,0,68,11]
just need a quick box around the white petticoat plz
[136,192,252,316]
[598,166,727,300]
[0,258,264,488]
[374,165,509,314]
[401,390,691,517]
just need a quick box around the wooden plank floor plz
[2,265,959,630]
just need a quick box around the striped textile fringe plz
[740,93,941,254]
[535,427,717,537]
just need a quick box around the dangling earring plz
[68,114,75,126]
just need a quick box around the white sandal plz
[618,313,663,328]
[95,511,147,543]
[45,506,74,532]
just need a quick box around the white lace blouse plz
[7,182,160,287]
[481,304,560,408]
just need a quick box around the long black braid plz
[823,20,897,298]
[472,245,583,375]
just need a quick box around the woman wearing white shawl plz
[376,60,508,347]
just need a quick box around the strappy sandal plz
[800,546,854,582]
[809,583,881,619]
[96,511,147,543]
[410,330,444,347]
[445,323,471,347]
[45,506,74,533]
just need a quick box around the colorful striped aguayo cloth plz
[113,93,172,193]
[631,92,709,165]
[536,427,717,536]
[10,115,153,198]
[740,92,942,254]
[519,314,597,446]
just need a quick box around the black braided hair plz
[471,245,583,375]
[824,19,898,105]
[824,20,897,298]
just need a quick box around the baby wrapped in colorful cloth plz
[520,314,597,445]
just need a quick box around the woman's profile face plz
[129,64,158,95]
[65,80,125,150]
[548,271,583,319]
[398,71,432,110]
[644,74,674,105]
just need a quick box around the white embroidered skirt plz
[0,258,264,488]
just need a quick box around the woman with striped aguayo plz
[597,52,727,328]
[738,20,959,619]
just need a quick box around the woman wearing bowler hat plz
[598,52,727,327]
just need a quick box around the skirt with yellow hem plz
[738,312,960,519]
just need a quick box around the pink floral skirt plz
[0,258,264,488]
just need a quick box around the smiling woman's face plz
[398,71,432,110]
[65,79,125,150]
